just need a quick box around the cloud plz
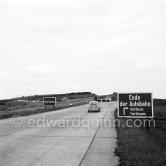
[27,64,54,74]
[0,0,166,99]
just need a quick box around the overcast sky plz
[0,0,166,99]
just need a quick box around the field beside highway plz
[0,97,92,120]
[115,101,166,166]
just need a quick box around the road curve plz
[0,102,118,166]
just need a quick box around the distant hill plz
[3,92,95,102]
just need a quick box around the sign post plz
[43,97,56,109]
[118,93,153,118]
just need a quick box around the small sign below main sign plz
[43,97,56,107]
[118,93,153,118]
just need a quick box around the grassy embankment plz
[115,99,166,166]
[0,92,93,119]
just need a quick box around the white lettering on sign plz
[120,101,128,107]
[130,107,144,112]
[130,112,146,116]
[129,95,140,101]
[129,101,151,107]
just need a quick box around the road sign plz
[43,97,56,107]
[118,93,153,118]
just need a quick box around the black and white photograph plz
[0,0,166,166]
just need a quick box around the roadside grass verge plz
[114,108,166,166]
[0,98,92,120]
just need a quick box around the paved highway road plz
[0,102,118,166]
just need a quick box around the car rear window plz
[90,102,97,105]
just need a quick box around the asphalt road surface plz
[0,102,119,166]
